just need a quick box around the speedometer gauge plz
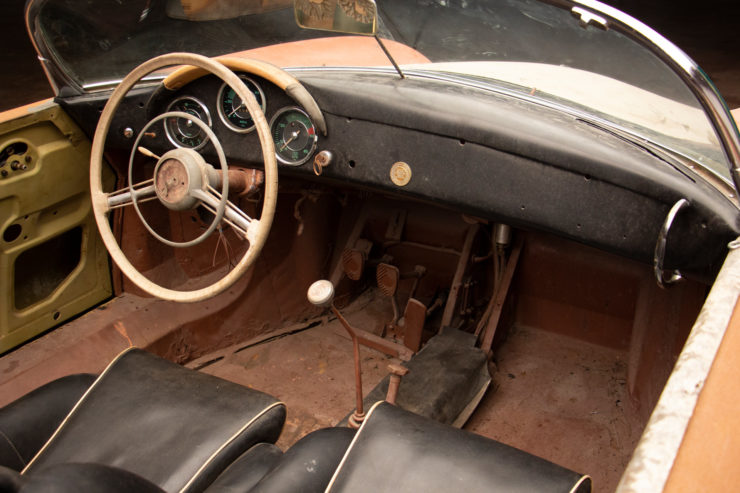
[217,75,266,133]
[270,107,318,166]
[165,96,212,150]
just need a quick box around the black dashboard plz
[59,68,740,283]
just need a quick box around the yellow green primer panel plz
[0,101,114,353]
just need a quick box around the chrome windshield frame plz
[24,0,740,196]
[543,0,740,195]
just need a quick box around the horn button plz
[153,149,207,210]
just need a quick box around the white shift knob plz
[307,280,335,307]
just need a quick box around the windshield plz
[28,0,729,181]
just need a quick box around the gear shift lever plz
[307,280,365,428]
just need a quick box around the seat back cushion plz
[22,348,285,493]
[326,401,591,493]
[0,374,95,470]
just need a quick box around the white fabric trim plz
[179,400,285,492]
[569,475,592,493]
[324,400,384,493]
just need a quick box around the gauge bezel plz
[269,106,318,166]
[216,74,267,134]
[164,96,212,150]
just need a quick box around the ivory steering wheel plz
[90,53,278,303]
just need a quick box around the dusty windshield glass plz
[30,0,728,180]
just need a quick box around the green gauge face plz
[165,97,211,149]
[270,107,318,166]
[217,75,266,133]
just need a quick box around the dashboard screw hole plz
[348,160,356,169]
[459,139,466,145]
[584,175,591,181]
[53,311,61,321]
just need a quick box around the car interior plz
[1,1,739,492]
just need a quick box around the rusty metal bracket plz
[330,322,414,361]
[478,235,524,354]
[440,223,480,330]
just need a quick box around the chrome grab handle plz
[654,198,689,288]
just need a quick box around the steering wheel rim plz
[90,52,278,303]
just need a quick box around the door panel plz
[0,100,113,353]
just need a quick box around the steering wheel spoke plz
[193,186,255,239]
[106,179,157,211]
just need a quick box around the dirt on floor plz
[466,325,643,493]
[199,321,392,450]
[190,291,642,493]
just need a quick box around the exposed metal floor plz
[189,298,639,493]
[197,320,391,450]
[466,326,642,493]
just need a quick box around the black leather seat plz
[0,374,95,471]
[206,402,590,493]
[1,350,590,493]
[322,401,591,493]
[0,348,285,493]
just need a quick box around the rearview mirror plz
[294,0,377,36]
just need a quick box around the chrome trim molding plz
[83,75,166,92]
[25,0,84,96]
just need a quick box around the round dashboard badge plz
[390,162,412,187]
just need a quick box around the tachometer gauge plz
[270,107,318,166]
[165,96,212,150]
[217,75,266,133]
